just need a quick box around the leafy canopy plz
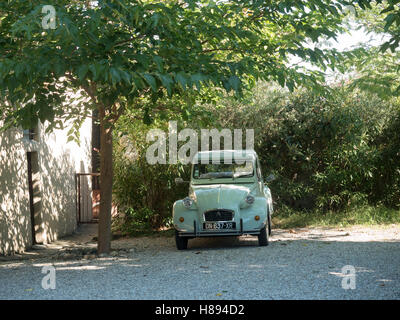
[1,0,350,132]
[333,1,400,97]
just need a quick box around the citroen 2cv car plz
[173,150,274,250]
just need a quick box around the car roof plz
[193,150,258,162]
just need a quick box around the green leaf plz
[153,56,164,73]
[157,73,174,96]
[228,75,241,92]
[384,14,396,31]
[110,67,121,86]
[119,70,131,84]
[143,73,158,92]
[277,73,285,87]
[190,73,205,90]
[176,72,188,90]
[77,65,89,82]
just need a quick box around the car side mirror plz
[175,177,189,184]
[265,174,276,183]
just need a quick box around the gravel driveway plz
[1,225,399,300]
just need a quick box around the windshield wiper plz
[233,172,253,179]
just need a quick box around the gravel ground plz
[0,225,399,300]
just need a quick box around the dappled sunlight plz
[0,262,25,269]
[55,265,106,271]
[247,264,263,269]
[377,279,393,285]
[270,226,400,243]
[329,268,374,278]
[0,126,33,254]
[0,229,399,299]
[1,119,92,255]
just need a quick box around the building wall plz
[0,120,92,255]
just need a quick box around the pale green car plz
[173,150,274,250]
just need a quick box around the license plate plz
[203,222,236,230]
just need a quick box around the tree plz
[337,0,400,97]
[0,0,348,253]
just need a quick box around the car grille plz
[204,209,234,221]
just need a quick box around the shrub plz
[113,119,190,230]
[204,83,400,211]
[112,82,400,233]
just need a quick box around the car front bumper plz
[175,219,266,238]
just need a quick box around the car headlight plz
[245,195,255,205]
[183,197,193,208]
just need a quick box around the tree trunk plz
[97,106,113,254]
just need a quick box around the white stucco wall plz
[0,119,92,255]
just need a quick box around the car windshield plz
[193,161,254,180]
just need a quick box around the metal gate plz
[75,173,100,223]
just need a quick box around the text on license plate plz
[203,222,236,230]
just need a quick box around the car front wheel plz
[258,224,269,246]
[268,212,272,236]
[175,230,188,250]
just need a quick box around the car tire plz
[268,212,272,236]
[258,224,269,246]
[175,230,188,250]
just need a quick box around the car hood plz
[191,184,253,212]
